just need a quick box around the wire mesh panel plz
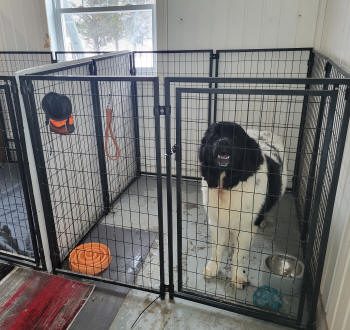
[0,52,53,76]
[216,48,311,78]
[172,86,338,327]
[94,53,132,76]
[0,83,40,265]
[55,51,109,62]
[133,51,213,174]
[20,75,164,295]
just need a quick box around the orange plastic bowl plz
[69,243,112,275]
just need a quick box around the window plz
[53,0,155,52]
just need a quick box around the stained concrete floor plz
[109,290,292,330]
[97,175,302,329]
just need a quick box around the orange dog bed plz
[69,243,112,275]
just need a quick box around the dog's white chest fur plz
[201,158,268,232]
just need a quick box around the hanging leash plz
[104,94,121,160]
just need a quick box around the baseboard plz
[317,295,329,330]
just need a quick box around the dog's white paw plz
[204,261,219,278]
[231,269,248,289]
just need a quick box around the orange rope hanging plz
[104,94,121,160]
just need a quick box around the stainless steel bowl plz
[265,254,304,278]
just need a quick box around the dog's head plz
[199,122,263,189]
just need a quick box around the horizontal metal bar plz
[176,87,337,97]
[216,47,313,53]
[174,291,304,329]
[164,76,350,85]
[0,51,53,55]
[0,251,37,268]
[59,4,154,14]
[55,268,161,294]
[55,51,110,55]
[134,49,213,54]
[20,75,158,82]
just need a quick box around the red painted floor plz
[0,268,93,330]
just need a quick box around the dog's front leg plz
[231,230,251,289]
[204,223,228,278]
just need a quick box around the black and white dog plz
[199,122,287,288]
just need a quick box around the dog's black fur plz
[199,121,283,226]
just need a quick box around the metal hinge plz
[154,105,171,116]
[210,53,219,60]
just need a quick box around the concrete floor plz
[94,175,303,328]
[109,290,291,329]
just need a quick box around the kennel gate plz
[17,49,350,329]
[0,78,44,268]
[168,82,341,328]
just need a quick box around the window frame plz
[52,0,156,52]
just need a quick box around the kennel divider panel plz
[172,86,339,328]
[0,82,42,267]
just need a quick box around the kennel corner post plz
[300,61,333,246]
[163,77,175,299]
[18,77,60,270]
[293,49,315,195]
[129,52,142,177]
[89,62,110,213]
[3,81,43,268]
[297,87,340,328]
[175,88,183,294]
[152,77,166,299]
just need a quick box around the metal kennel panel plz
[132,50,214,174]
[171,86,338,329]
[0,82,43,268]
[55,51,109,62]
[216,48,312,78]
[0,51,54,76]
[20,75,165,296]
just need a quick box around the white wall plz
[157,0,320,50]
[0,0,50,50]
[314,1,350,329]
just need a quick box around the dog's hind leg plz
[204,223,229,278]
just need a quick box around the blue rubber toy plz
[253,286,282,312]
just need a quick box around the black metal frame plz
[0,77,44,269]
[19,74,166,298]
[14,48,350,330]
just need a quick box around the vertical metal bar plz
[293,50,315,194]
[297,89,339,326]
[309,86,350,326]
[20,78,61,268]
[175,89,183,292]
[213,52,220,123]
[129,53,141,176]
[89,62,110,212]
[164,78,174,298]
[10,79,46,268]
[301,62,332,244]
[3,83,41,267]
[153,78,166,299]
[207,50,214,126]
[0,93,12,161]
